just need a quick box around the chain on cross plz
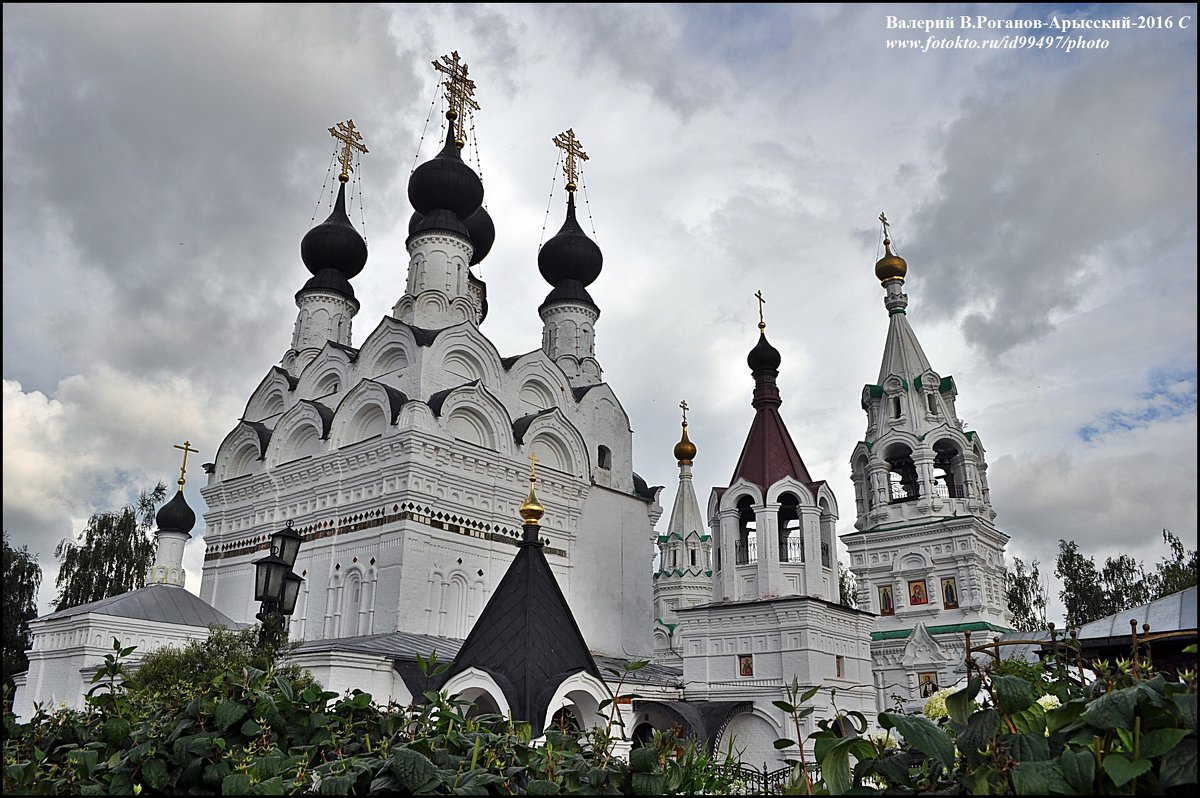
[552,128,589,191]
[328,119,368,182]
[754,290,766,330]
[433,50,480,138]
[173,440,199,489]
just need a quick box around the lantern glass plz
[272,523,303,568]
[281,572,303,615]
[253,553,289,603]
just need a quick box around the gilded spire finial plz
[328,120,368,184]
[519,452,545,526]
[432,50,479,147]
[674,400,696,464]
[173,440,198,491]
[754,290,766,332]
[874,211,909,284]
[552,128,589,193]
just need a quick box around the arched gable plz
[356,316,421,381]
[268,400,334,468]
[540,671,612,734]
[520,409,589,479]
[243,367,298,423]
[330,379,407,448]
[719,479,764,512]
[442,667,513,717]
[813,482,839,518]
[504,351,573,410]
[892,548,931,574]
[214,420,272,480]
[427,323,504,388]
[295,343,354,402]
[766,477,816,506]
[434,382,515,455]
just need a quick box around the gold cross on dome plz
[173,440,199,489]
[679,399,689,424]
[432,50,480,131]
[754,290,766,330]
[528,451,538,481]
[879,211,892,240]
[552,128,589,190]
[328,119,368,182]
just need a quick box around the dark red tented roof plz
[729,405,815,491]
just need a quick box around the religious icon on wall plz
[879,585,895,616]
[941,577,959,609]
[918,671,938,698]
[738,654,754,677]
[909,580,928,606]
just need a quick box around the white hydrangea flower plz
[1036,694,1061,711]
[922,687,957,720]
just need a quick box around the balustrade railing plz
[735,538,757,565]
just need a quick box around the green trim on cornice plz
[939,376,955,393]
[871,621,1013,641]
[965,431,976,441]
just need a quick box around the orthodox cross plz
[679,399,689,425]
[879,211,892,241]
[552,128,588,191]
[432,50,479,139]
[328,119,368,183]
[528,451,538,483]
[755,290,766,331]
[173,440,198,489]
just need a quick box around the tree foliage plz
[1005,557,1047,632]
[53,483,167,612]
[1056,532,1199,628]
[838,560,858,609]
[2,531,42,692]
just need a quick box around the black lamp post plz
[253,521,304,651]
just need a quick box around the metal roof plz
[44,584,242,629]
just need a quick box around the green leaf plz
[101,716,131,745]
[141,758,172,791]
[1159,739,1197,790]
[1079,687,1137,730]
[1012,760,1072,794]
[526,779,561,795]
[1138,728,1188,759]
[773,700,796,713]
[800,684,821,702]
[774,738,796,749]
[1172,692,1197,733]
[868,752,915,787]
[946,677,980,725]
[991,674,1035,714]
[819,738,857,795]
[254,776,286,795]
[214,700,248,729]
[1046,700,1085,732]
[1010,702,1046,736]
[1101,753,1152,787]
[879,712,955,773]
[956,708,1001,765]
[273,674,294,703]
[1006,731,1051,762]
[1059,749,1095,794]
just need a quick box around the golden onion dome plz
[519,478,544,525]
[875,238,908,283]
[674,422,696,464]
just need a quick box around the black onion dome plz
[747,331,781,372]
[537,194,602,287]
[301,182,367,280]
[538,279,598,315]
[464,206,495,265]
[410,208,469,238]
[155,490,196,534]
[297,268,356,302]
[408,120,484,218]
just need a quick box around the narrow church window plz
[836,655,845,678]
[892,396,902,418]
[597,445,612,470]
[690,549,696,566]
[927,393,938,414]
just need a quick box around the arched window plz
[736,496,757,565]
[777,493,803,563]
[927,393,938,414]
[885,444,919,503]
[891,396,902,418]
[933,440,967,498]
[597,445,612,470]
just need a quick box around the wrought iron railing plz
[735,538,758,565]
[888,480,920,503]
[931,482,967,498]
[778,536,804,563]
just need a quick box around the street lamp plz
[253,521,305,650]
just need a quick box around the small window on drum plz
[892,396,902,418]
[597,445,612,470]
[927,394,938,414]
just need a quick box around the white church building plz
[12,54,1014,767]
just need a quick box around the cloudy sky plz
[4,4,1196,625]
